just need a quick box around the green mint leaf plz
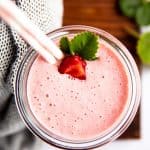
[70,32,99,60]
[137,32,150,64]
[136,3,150,26]
[119,0,142,18]
[60,37,70,54]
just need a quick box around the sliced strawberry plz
[58,55,86,80]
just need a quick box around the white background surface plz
[41,67,150,149]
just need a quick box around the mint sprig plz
[60,37,70,54]
[59,32,99,60]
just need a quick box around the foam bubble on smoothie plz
[27,41,129,140]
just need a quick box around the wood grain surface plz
[63,0,141,139]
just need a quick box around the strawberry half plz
[58,55,86,80]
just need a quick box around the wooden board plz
[63,0,141,139]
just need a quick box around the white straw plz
[0,0,64,64]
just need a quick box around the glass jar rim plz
[15,25,141,149]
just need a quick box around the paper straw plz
[0,0,64,64]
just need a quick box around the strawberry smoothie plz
[27,40,129,141]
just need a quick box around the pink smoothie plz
[27,40,129,140]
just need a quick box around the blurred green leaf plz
[136,3,150,26]
[119,0,142,18]
[70,32,99,60]
[137,32,150,64]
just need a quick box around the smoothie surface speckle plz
[27,42,129,140]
